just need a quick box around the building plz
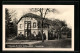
[17,13,48,40]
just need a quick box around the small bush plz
[36,32,42,40]
[14,34,27,40]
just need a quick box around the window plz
[33,22,36,28]
[20,24,22,29]
[25,22,27,29]
[25,23,27,29]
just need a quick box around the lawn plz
[6,38,71,48]
[32,38,71,48]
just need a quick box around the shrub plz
[14,34,27,40]
[36,31,42,40]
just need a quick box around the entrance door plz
[27,21,31,37]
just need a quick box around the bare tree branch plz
[44,8,50,18]
[29,8,59,18]
[39,8,43,17]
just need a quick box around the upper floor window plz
[33,22,36,28]
[20,24,22,29]
[25,23,27,29]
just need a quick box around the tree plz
[13,18,18,36]
[30,8,59,18]
[5,8,12,38]
[52,19,67,40]
[61,26,71,38]
[30,8,59,42]
[5,8,17,40]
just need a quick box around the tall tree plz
[30,8,59,42]
[5,8,12,38]
[5,8,17,40]
[30,8,59,18]
[13,18,18,36]
[52,19,67,40]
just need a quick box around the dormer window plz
[33,22,36,28]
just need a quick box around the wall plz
[17,17,48,40]
[18,18,24,35]
[17,17,38,36]
[43,29,48,40]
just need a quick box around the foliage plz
[14,35,27,40]
[36,31,42,40]
[27,34,36,40]
[61,26,71,38]
[36,31,46,40]
[5,8,12,38]
[5,8,18,39]
[13,18,18,36]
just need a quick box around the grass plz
[32,39,71,48]
[6,38,71,48]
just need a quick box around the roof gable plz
[17,13,53,27]
[17,13,43,24]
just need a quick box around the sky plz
[6,5,74,28]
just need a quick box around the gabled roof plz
[17,13,43,24]
[17,13,53,27]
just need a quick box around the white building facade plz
[17,14,48,40]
